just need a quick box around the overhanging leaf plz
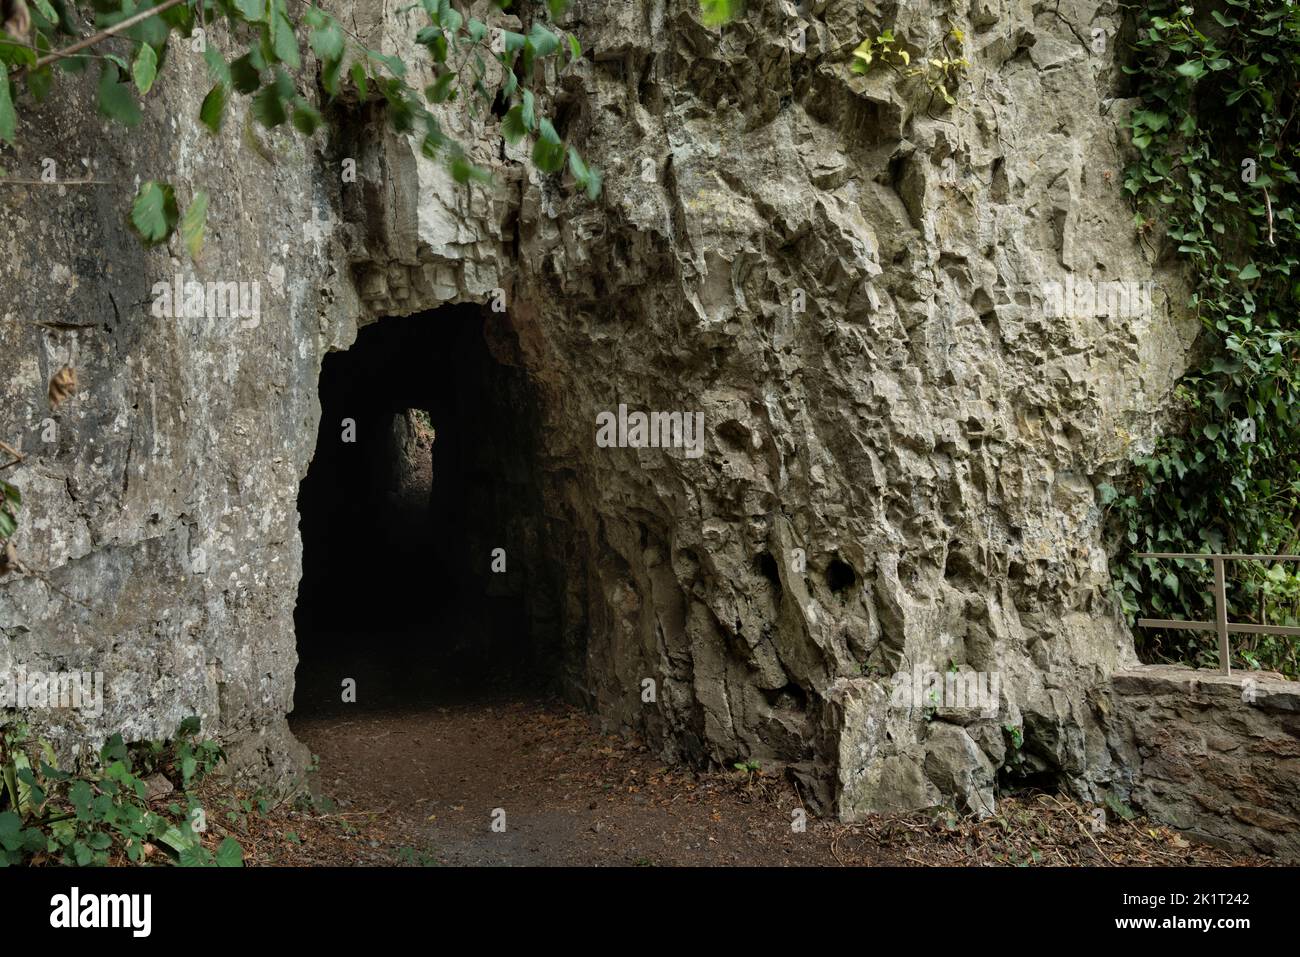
[532,117,564,173]
[292,97,322,134]
[181,191,208,260]
[130,181,179,245]
[501,104,527,144]
[132,42,157,95]
[97,63,141,126]
[0,76,14,144]
[199,81,228,133]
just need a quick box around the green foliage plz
[129,180,178,245]
[0,717,239,867]
[0,0,608,249]
[1111,0,1300,675]
[0,74,14,144]
[851,26,968,107]
[699,0,743,28]
[396,845,439,866]
[180,189,208,258]
[96,61,141,125]
[131,41,157,95]
[1103,791,1136,822]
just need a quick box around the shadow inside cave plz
[291,305,560,719]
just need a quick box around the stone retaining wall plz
[1106,665,1300,858]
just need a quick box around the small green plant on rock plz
[851,25,969,106]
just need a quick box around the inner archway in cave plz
[292,305,561,717]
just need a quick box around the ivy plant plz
[0,717,241,866]
[1106,0,1300,675]
[851,24,969,108]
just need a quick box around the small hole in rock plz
[827,558,856,593]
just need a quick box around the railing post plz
[1213,556,1230,676]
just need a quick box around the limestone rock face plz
[0,0,1196,812]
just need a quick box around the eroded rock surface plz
[1,0,1199,815]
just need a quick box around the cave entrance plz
[292,305,559,718]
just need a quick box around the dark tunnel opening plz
[292,305,561,717]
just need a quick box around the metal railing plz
[1135,553,1300,676]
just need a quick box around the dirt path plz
[292,698,834,865]
[283,698,1269,867]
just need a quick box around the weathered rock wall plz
[0,22,347,776]
[0,0,1201,815]
[1106,665,1300,859]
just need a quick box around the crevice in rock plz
[826,557,857,594]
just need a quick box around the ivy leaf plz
[850,39,872,74]
[28,63,52,102]
[501,30,526,56]
[271,2,301,68]
[178,846,210,867]
[450,154,492,184]
[421,116,447,157]
[308,12,345,62]
[68,780,93,812]
[1238,263,1261,281]
[292,97,322,134]
[204,45,231,86]
[0,76,14,145]
[132,42,157,95]
[130,181,179,245]
[97,63,141,126]
[527,22,560,57]
[199,81,228,133]
[233,0,265,22]
[181,191,208,260]
[215,837,244,867]
[350,62,369,100]
[366,49,406,78]
[416,25,445,59]
[251,81,288,127]
[521,89,536,130]
[322,51,344,97]
[425,71,457,103]
[532,117,565,173]
[568,146,602,199]
[30,0,56,24]
[1175,60,1206,80]
[501,104,527,144]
